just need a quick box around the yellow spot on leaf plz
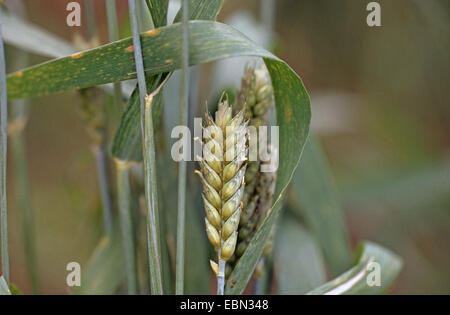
[145,29,160,36]
[285,107,292,121]
[15,72,23,77]
[71,52,83,59]
[165,59,173,65]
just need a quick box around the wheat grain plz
[196,98,248,295]
[223,66,277,274]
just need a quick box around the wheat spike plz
[226,66,277,277]
[197,98,248,295]
[237,65,274,212]
[238,65,273,128]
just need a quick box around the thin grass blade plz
[0,10,9,285]
[128,0,163,295]
[8,13,39,291]
[105,0,124,123]
[175,0,189,295]
[116,162,138,294]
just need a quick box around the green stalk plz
[82,1,114,234]
[175,0,189,295]
[105,0,124,120]
[115,160,138,294]
[0,11,9,285]
[94,140,113,234]
[128,0,163,294]
[217,254,226,295]
[84,0,95,40]
[8,1,39,294]
[10,120,39,293]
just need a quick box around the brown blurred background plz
[3,0,450,294]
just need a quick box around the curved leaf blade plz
[307,241,403,295]
[6,22,271,100]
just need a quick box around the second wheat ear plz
[196,99,248,295]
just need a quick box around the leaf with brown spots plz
[7,21,311,294]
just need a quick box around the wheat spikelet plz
[196,98,248,295]
[78,88,105,146]
[237,65,274,214]
[235,168,277,258]
[238,65,273,128]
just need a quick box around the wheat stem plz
[116,161,138,294]
[94,143,113,234]
[0,11,9,285]
[105,0,124,121]
[9,12,39,291]
[82,3,114,235]
[128,0,164,294]
[175,0,190,295]
[11,114,40,293]
[83,0,95,40]
[217,257,226,295]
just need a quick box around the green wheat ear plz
[237,65,274,212]
[225,65,277,271]
[196,98,248,295]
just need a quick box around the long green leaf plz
[307,241,403,295]
[108,23,309,166]
[276,215,327,294]
[0,276,10,295]
[129,0,165,294]
[75,234,125,295]
[290,136,353,275]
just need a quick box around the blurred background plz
[2,0,449,294]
